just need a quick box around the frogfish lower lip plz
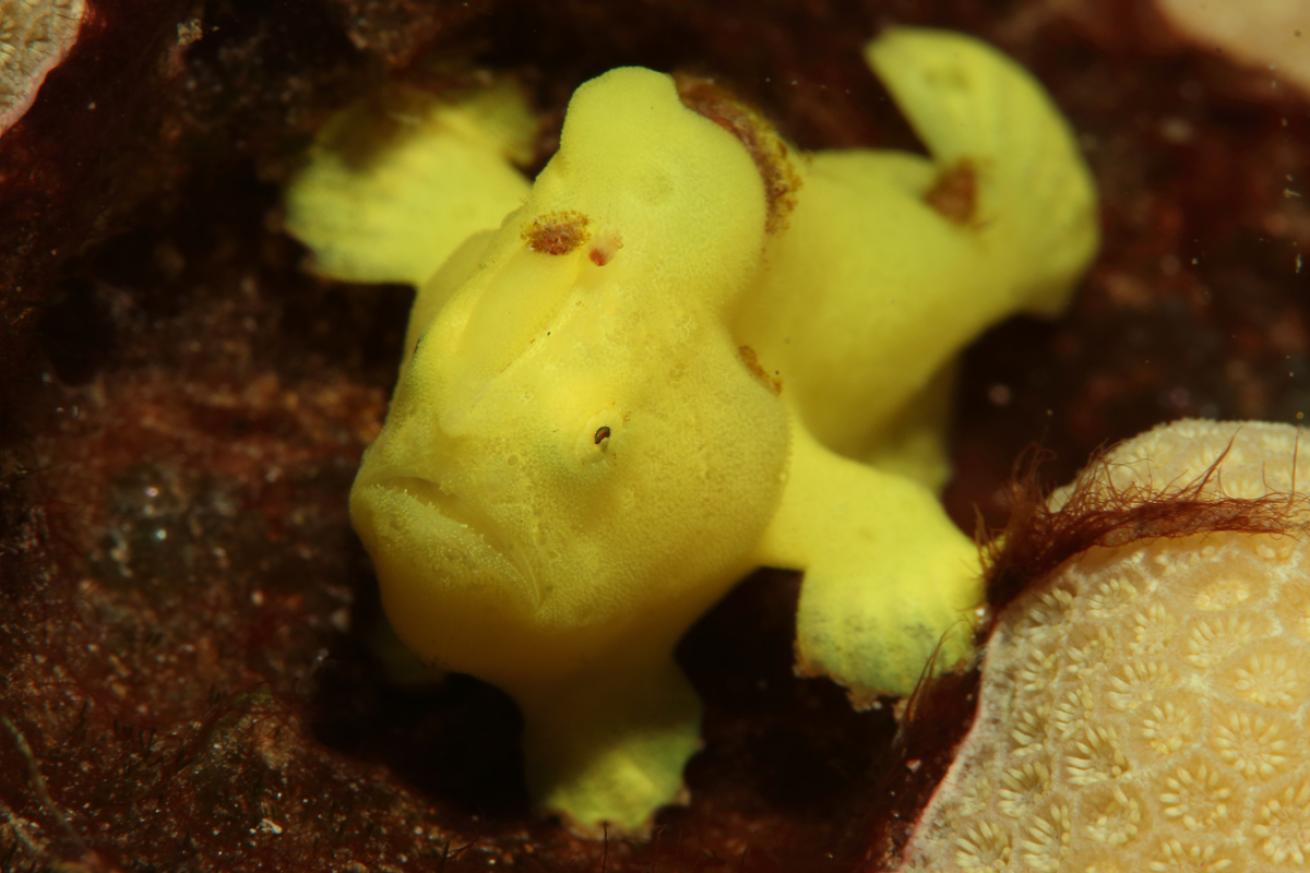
[353,474,538,602]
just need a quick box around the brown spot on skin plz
[924,160,979,226]
[675,75,801,235]
[524,210,590,255]
[738,345,782,395]
[588,232,623,266]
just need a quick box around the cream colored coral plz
[0,0,85,134]
[898,420,1310,872]
[1158,0,1310,97]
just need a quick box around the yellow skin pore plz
[285,29,1098,832]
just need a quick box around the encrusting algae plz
[284,28,1098,831]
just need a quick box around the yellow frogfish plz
[285,28,1098,832]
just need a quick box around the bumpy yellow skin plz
[286,29,1098,832]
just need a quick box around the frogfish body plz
[285,28,1098,831]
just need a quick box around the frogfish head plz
[350,67,791,689]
